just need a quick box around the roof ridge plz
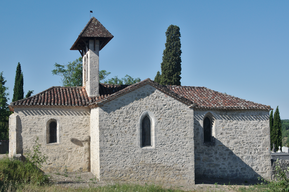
[91,78,194,107]
[166,85,207,88]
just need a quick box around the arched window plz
[142,116,151,147]
[203,117,212,143]
[48,120,57,143]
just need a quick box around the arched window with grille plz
[141,115,151,147]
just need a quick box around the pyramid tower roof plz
[70,17,113,51]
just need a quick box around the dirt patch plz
[0,154,8,159]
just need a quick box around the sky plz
[0,1,288,119]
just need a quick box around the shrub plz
[266,159,289,191]
[25,137,47,168]
[0,137,49,191]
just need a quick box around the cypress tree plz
[0,72,9,140]
[269,110,274,150]
[12,62,24,102]
[154,71,161,84]
[25,90,34,98]
[160,25,182,85]
[273,106,282,150]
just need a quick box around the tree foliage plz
[154,71,161,84]
[104,75,141,85]
[25,90,34,98]
[160,25,182,85]
[281,119,289,147]
[99,70,111,82]
[52,57,140,86]
[52,57,83,87]
[272,106,282,150]
[0,72,10,140]
[12,62,24,102]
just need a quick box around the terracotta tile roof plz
[90,79,271,111]
[167,85,272,111]
[70,17,114,51]
[9,84,128,110]
[91,79,194,107]
[9,79,271,111]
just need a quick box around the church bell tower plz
[70,17,113,97]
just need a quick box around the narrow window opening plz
[204,117,211,143]
[49,121,57,143]
[142,116,151,147]
[86,55,88,82]
[83,56,87,82]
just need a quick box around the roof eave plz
[70,36,114,51]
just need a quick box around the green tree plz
[52,57,111,86]
[25,90,34,98]
[273,106,282,150]
[52,57,83,86]
[53,57,140,86]
[160,25,182,85]
[104,75,141,85]
[154,71,161,84]
[0,72,10,140]
[99,70,111,82]
[270,110,274,150]
[12,62,24,102]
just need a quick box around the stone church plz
[9,17,272,187]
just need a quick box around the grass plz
[0,182,187,192]
[0,167,284,192]
[6,182,280,192]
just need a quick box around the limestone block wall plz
[194,110,271,180]
[90,107,100,177]
[9,113,18,157]
[11,107,90,172]
[271,159,289,180]
[95,85,195,187]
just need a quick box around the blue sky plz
[0,1,288,118]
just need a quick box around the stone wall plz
[94,84,195,187]
[10,107,90,173]
[194,110,271,180]
[9,113,18,157]
[271,158,289,179]
[90,107,100,177]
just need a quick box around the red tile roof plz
[167,86,271,110]
[90,79,194,107]
[9,84,128,110]
[9,79,271,111]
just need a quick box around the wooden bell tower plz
[70,17,113,97]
